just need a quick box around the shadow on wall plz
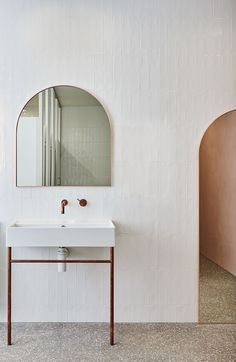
[199,110,236,277]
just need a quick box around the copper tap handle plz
[77,198,87,207]
[61,199,68,214]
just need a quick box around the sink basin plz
[6,220,115,247]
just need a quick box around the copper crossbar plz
[11,259,110,263]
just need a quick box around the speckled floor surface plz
[199,255,236,323]
[0,323,235,362]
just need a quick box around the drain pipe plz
[57,247,69,272]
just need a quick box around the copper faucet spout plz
[61,199,68,214]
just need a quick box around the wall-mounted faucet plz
[61,199,68,214]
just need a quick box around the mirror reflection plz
[16,86,111,186]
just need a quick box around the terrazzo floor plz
[0,323,235,362]
[199,255,236,323]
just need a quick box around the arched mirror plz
[16,86,111,186]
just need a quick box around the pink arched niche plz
[199,109,236,277]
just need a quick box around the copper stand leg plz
[7,247,12,345]
[110,247,114,345]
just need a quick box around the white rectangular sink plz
[6,220,115,247]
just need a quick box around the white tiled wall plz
[0,0,235,322]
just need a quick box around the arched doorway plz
[199,110,236,323]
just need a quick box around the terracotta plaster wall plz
[200,111,236,276]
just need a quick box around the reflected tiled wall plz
[61,106,110,186]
